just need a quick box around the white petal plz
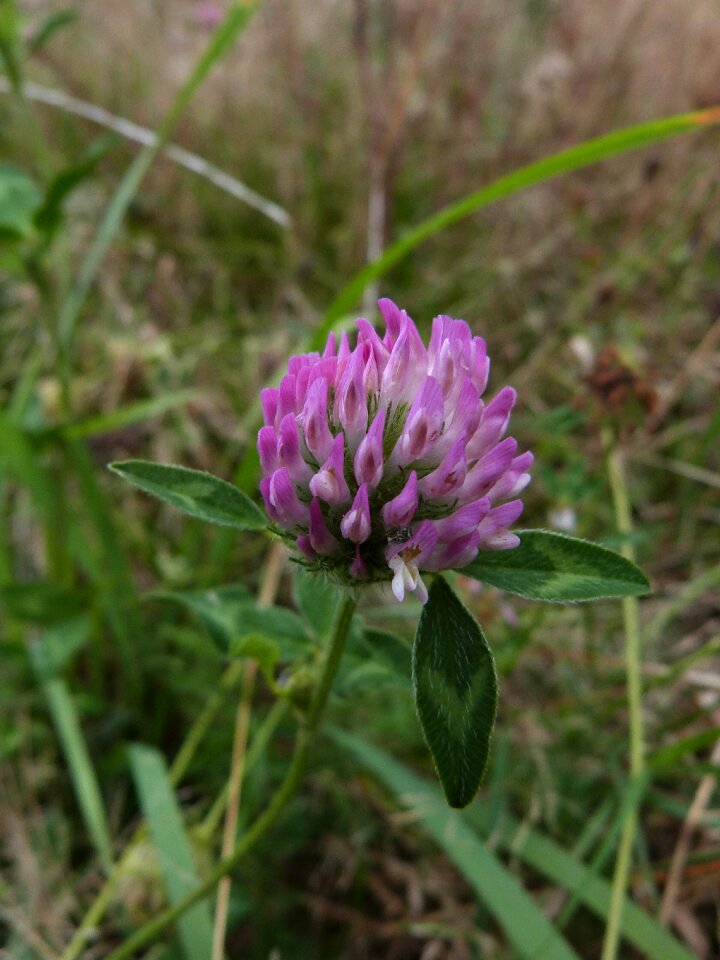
[413,573,429,605]
[389,556,406,602]
[391,567,406,602]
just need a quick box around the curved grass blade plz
[29,626,115,875]
[332,728,581,960]
[62,389,201,440]
[128,744,213,959]
[42,678,114,872]
[461,530,650,602]
[336,730,696,960]
[310,107,720,348]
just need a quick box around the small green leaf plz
[0,164,41,237]
[461,530,650,602]
[413,576,498,808]
[34,135,118,238]
[228,633,280,685]
[110,459,267,530]
[150,587,312,661]
[232,604,312,661]
[149,584,250,648]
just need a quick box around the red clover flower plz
[258,300,532,603]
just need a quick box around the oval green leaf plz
[461,530,650,602]
[110,459,267,530]
[413,576,498,808]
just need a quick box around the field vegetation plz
[2,1,720,958]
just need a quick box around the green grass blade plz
[62,390,201,439]
[331,728,582,960]
[485,814,694,960]
[311,107,720,348]
[336,731,696,960]
[128,744,214,960]
[39,672,114,872]
[65,438,144,699]
[57,1,260,350]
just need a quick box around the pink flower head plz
[257,300,531,602]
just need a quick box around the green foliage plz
[311,109,720,346]
[0,0,23,90]
[128,744,214,959]
[336,730,697,960]
[34,135,118,239]
[413,577,498,808]
[28,615,92,679]
[150,586,313,666]
[333,728,582,960]
[2,4,719,956]
[462,530,651,602]
[32,647,114,873]
[228,633,280,684]
[26,9,78,54]
[110,460,267,530]
[0,582,90,624]
[0,164,41,238]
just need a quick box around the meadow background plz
[2,1,720,957]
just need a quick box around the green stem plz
[103,593,357,960]
[600,438,646,960]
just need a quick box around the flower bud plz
[340,483,371,544]
[354,410,385,489]
[309,434,351,506]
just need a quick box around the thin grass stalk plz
[211,542,284,958]
[600,438,646,960]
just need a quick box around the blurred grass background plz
[2,0,720,957]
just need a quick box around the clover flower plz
[258,300,532,603]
